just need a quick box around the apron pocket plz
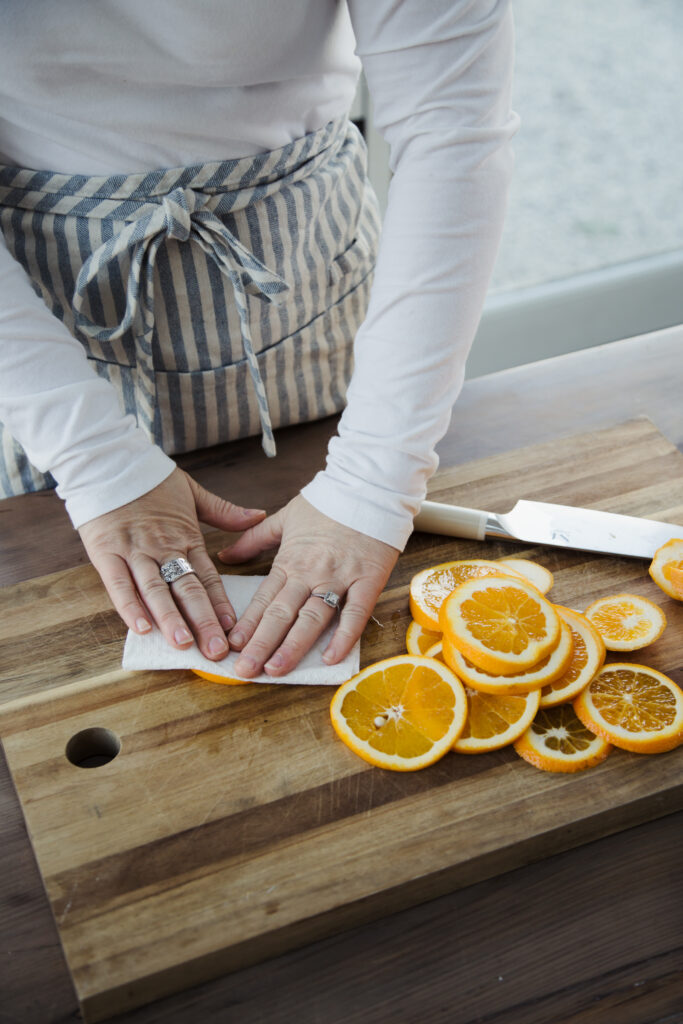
[153,271,374,455]
[328,234,373,286]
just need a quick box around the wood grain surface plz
[1,417,682,1023]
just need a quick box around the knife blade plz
[413,499,683,559]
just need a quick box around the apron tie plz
[72,185,289,456]
[162,189,193,242]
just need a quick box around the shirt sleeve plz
[0,235,176,528]
[301,0,518,550]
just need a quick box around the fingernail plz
[208,635,228,656]
[174,627,193,646]
[229,630,244,649]
[136,618,152,633]
[234,655,257,677]
[244,508,266,517]
[322,648,336,664]
[265,653,284,672]
[220,613,235,631]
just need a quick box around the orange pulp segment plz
[329,655,467,771]
[540,607,606,707]
[573,663,683,753]
[513,704,611,773]
[440,576,561,675]
[669,566,683,594]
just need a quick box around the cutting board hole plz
[66,728,121,769]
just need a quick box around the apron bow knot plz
[71,186,290,456]
[161,186,197,243]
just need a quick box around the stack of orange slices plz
[330,549,683,773]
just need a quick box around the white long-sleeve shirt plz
[0,0,517,548]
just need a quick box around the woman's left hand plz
[218,495,399,677]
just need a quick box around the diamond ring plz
[159,557,197,584]
[311,590,342,609]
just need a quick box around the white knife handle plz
[414,501,489,540]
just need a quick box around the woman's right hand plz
[77,468,266,660]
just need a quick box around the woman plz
[0,0,517,678]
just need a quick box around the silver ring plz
[160,557,196,584]
[311,590,342,609]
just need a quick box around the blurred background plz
[354,0,683,376]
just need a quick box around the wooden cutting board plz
[1,418,682,1023]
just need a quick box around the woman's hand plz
[78,468,266,660]
[218,495,399,677]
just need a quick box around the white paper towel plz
[122,574,359,686]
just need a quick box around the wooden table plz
[2,327,682,1024]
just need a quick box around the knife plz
[413,499,683,559]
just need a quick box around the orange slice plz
[405,619,441,655]
[454,687,541,753]
[439,576,561,675]
[193,669,248,685]
[441,619,573,695]
[329,655,467,771]
[539,607,606,708]
[409,559,525,631]
[583,593,666,651]
[513,705,611,773]
[649,537,683,600]
[573,663,683,753]
[497,557,554,594]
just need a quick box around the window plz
[356,1,683,376]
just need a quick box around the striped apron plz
[0,116,380,497]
